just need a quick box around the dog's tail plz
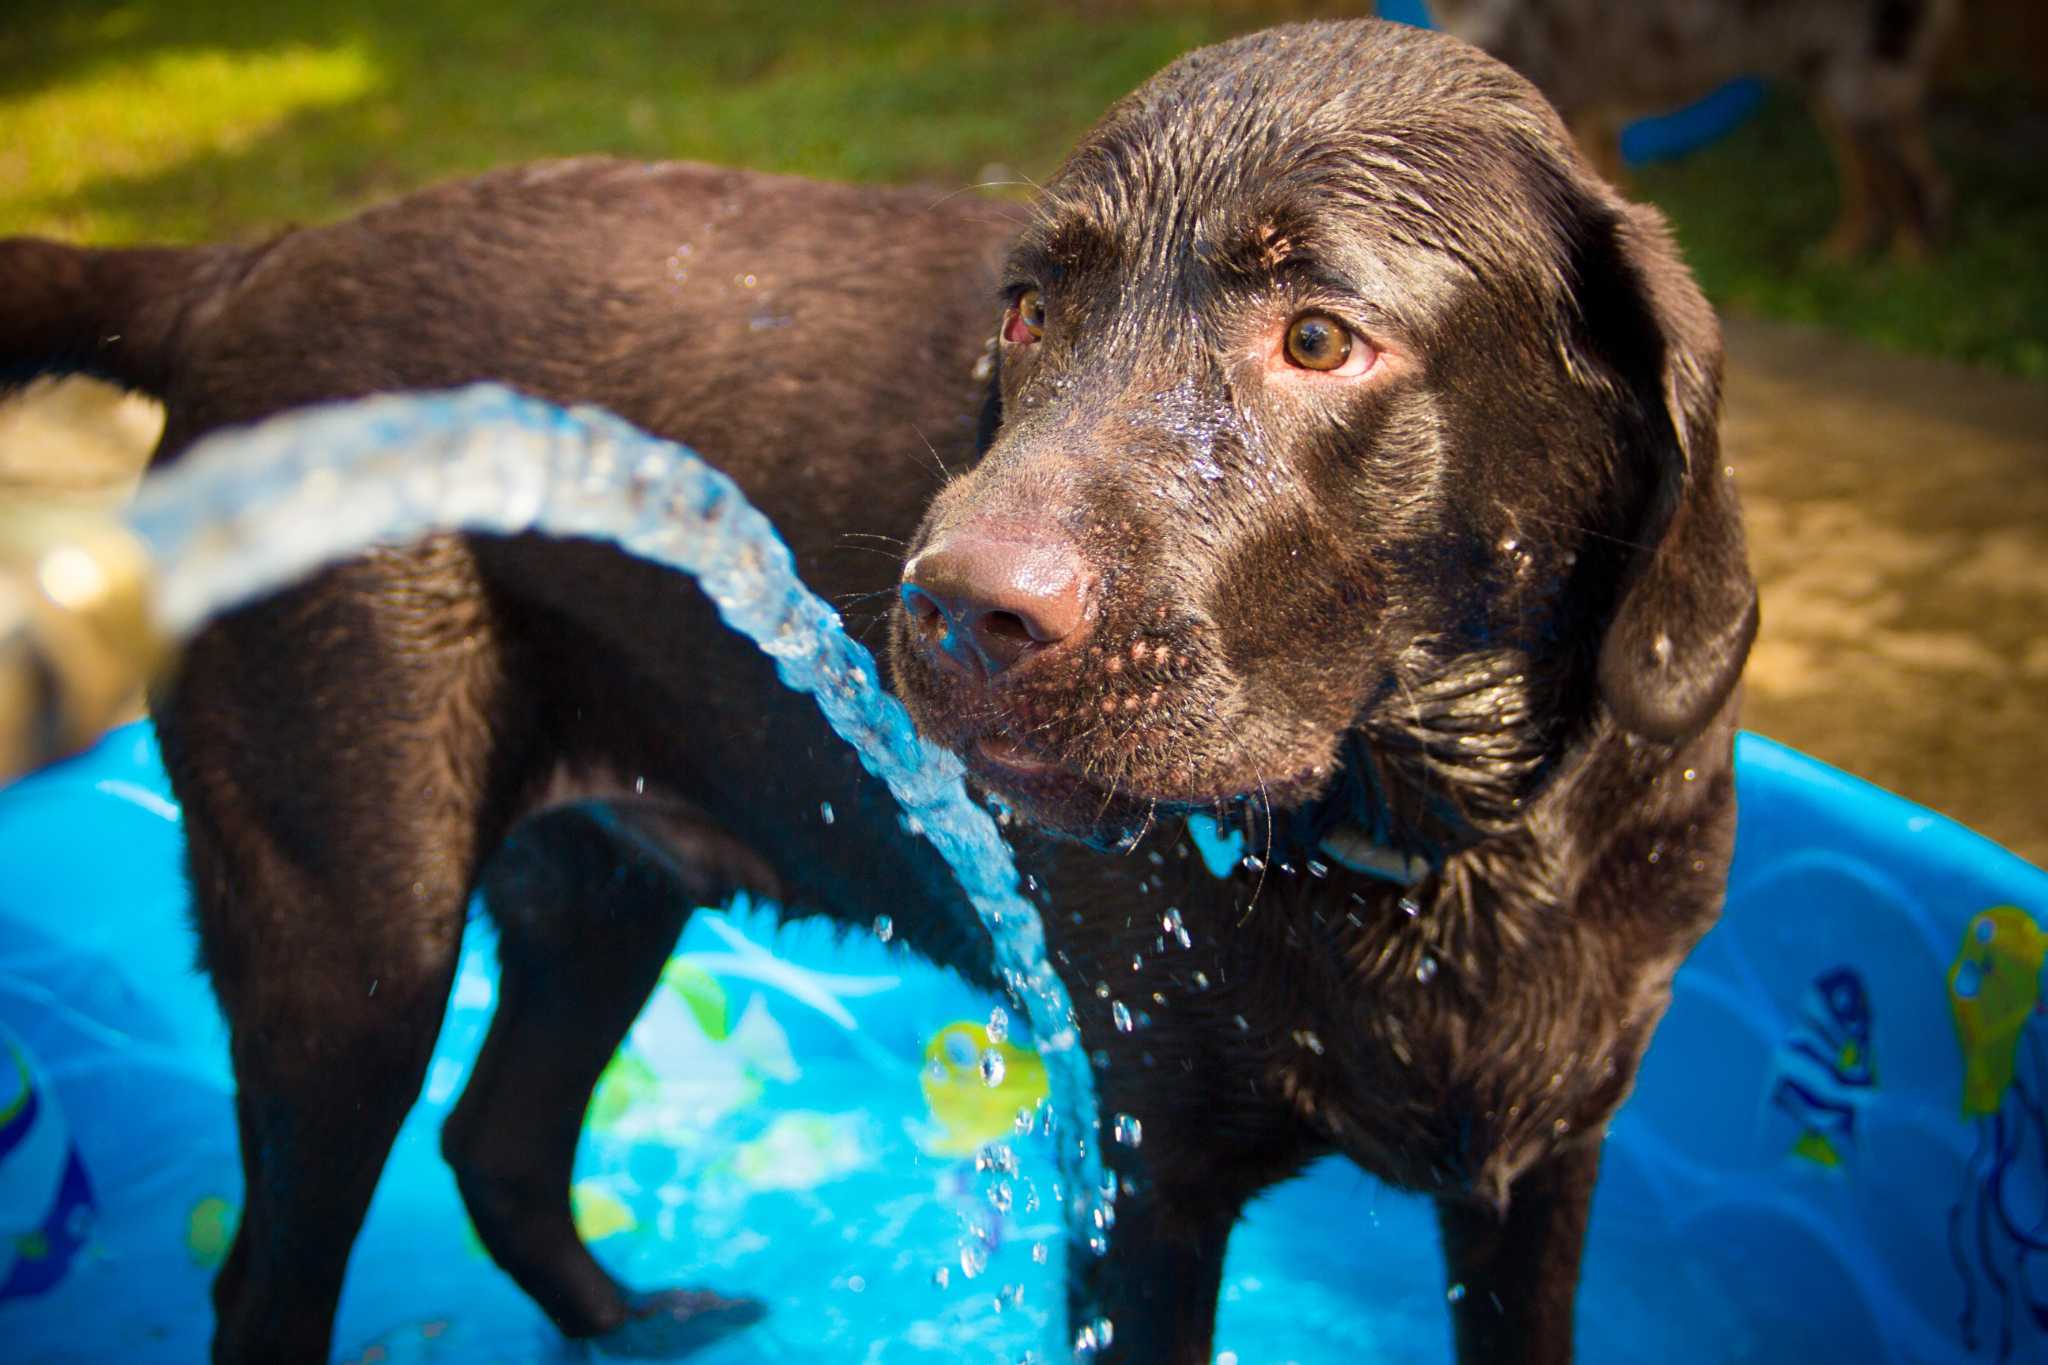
[0,236,245,400]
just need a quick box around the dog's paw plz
[587,1288,768,1359]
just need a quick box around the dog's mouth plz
[959,726,1134,842]
[940,707,1338,849]
[973,731,1065,782]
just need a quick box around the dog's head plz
[890,20,1754,849]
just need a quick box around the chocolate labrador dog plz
[2,18,1753,1365]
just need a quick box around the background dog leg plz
[446,803,767,1354]
[1065,1185,1240,1364]
[1433,1141,1601,1365]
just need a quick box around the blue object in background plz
[1386,1,1768,166]
[4,724,2046,1362]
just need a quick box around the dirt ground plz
[1722,317,2048,866]
[4,317,2044,864]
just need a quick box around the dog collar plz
[1318,826,1428,886]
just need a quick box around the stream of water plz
[124,383,1108,1357]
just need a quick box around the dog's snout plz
[902,530,1091,674]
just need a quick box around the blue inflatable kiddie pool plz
[2,723,2043,1363]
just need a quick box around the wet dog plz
[1431,0,1958,257]
[3,19,1753,1364]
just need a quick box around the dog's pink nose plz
[902,530,1091,675]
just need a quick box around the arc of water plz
[125,384,1107,1343]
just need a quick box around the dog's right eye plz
[1004,289,1046,345]
[1284,313,1352,370]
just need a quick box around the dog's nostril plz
[980,611,1034,645]
[902,529,1093,675]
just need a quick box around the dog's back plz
[1431,0,1957,255]
[1431,0,1956,115]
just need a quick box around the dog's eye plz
[1004,288,1046,345]
[1284,313,1352,371]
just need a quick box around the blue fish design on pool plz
[1769,966,1877,1169]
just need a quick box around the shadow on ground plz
[1724,317,2048,865]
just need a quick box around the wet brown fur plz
[1,20,1753,1364]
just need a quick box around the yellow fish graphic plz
[919,1021,1048,1156]
[1948,905,2048,1117]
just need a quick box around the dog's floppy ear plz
[1577,202,1758,744]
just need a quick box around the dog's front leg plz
[1066,1181,1241,1364]
[1434,1139,1602,1365]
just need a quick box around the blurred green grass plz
[1636,86,2048,380]
[0,0,1231,242]
[2,1,2041,377]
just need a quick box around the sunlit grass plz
[1,43,380,239]
[0,0,1226,243]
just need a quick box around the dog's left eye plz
[1004,289,1046,345]
[1284,313,1353,370]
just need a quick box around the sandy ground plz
[3,319,2044,864]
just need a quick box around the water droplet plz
[1095,981,1111,999]
[819,801,835,824]
[1031,1242,1049,1265]
[1191,970,1211,990]
[989,1181,1013,1213]
[1682,767,1697,782]
[1111,1000,1134,1033]
[1242,853,1266,873]
[872,914,893,942]
[1130,952,1144,971]
[987,1006,1010,1044]
[1294,1029,1325,1055]
[1233,1013,1250,1031]
[1074,1316,1116,1352]
[980,1048,1007,1087]
[933,1266,950,1289]
[961,1242,988,1279]
[1553,1117,1572,1135]
[1447,1282,1467,1303]
[1306,858,1329,878]
[1416,955,1438,984]
[1113,1113,1144,1147]
[1399,896,1422,918]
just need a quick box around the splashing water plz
[122,385,1107,1346]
